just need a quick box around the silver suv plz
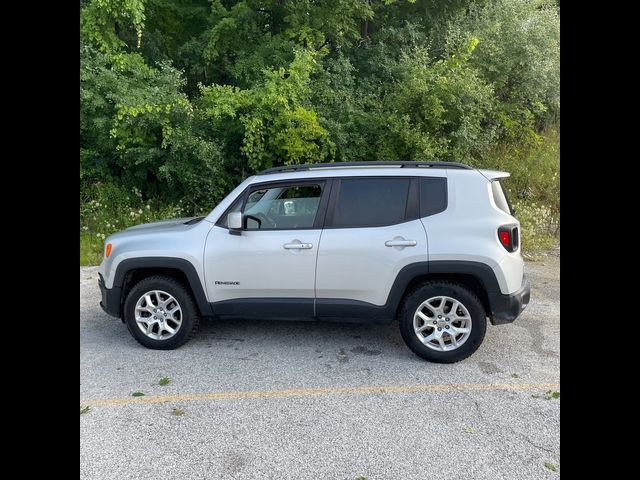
[98,161,529,363]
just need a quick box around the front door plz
[204,180,328,317]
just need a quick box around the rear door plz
[314,177,427,313]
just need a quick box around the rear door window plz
[328,178,411,228]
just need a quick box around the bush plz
[440,0,560,140]
[80,181,215,265]
[512,199,559,255]
[81,44,229,208]
[379,40,496,162]
[482,126,560,214]
[485,126,560,255]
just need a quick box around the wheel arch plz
[390,261,501,318]
[114,258,213,318]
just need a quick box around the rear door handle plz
[385,239,417,247]
[283,242,313,250]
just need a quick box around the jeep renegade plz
[98,161,530,363]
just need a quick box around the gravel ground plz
[80,253,559,479]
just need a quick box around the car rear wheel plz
[399,281,487,363]
[123,275,200,350]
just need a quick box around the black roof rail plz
[257,161,473,175]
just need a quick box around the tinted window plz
[419,177,447,217]
[331,178,410,228]
[244,183,322,230]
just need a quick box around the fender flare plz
[392,260,501,313]
[386,260,499,314]
[113,257,213,316]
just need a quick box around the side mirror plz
[228,212,243,234]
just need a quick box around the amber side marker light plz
[105,243,112,257]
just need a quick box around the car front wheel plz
[123,275,200,350]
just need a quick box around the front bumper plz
[488,275,530,325]
[98,274,122,318]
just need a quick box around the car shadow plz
[194,316,411,358]
[82,305,416,361]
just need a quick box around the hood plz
[106,217,207,243]
[124,216,204,233]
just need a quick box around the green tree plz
[200,49,334,172]
[80,0,560,220]
[441,0,560,141]
[380,39,495,161]
[81,40,227,207]
[80,0,146,52]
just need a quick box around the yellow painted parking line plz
[81,382,559,407]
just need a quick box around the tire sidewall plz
[124,278,196,350]
[400,282,487,363]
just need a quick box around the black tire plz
[123,275,200,350]
[399,281,487,363]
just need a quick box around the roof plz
[257,161,473,176]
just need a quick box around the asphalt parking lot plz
[80,252,560,480]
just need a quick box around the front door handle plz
[283,242,313,250]
[385,239,417,247]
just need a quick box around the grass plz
[132,391,145,397]
[544,462,557,472]
[531,390,559,400]
[544,390,560,400]
[80,233,104,266]
[159,377,170,386]
[80,405,90,415]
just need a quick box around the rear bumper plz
[98,274,122,318]
[488,275,530,325]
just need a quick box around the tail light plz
[498,225,519,252]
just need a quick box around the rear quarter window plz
[419,177,447,217]
[491,180,512,214]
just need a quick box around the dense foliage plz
[80,0,559,263]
